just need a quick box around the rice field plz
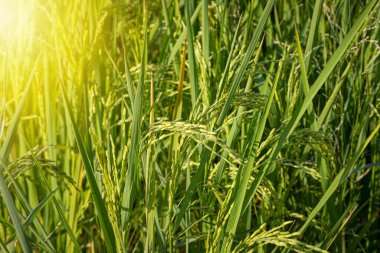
[0,0,380,252]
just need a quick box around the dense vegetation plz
[0,0,379,252]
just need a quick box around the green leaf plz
[121,13,148,229]
[0,56,41,253]
[242,0,379,217]
[61,83,117,253]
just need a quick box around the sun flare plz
[0,1,16,34]
[0,0,33,43]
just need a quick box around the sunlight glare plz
[0,0,16,35]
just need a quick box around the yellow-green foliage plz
[0,0,379,252]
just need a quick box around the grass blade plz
[61,83,117,253]
[184,0,199,106]
[202,0,210,66]
[222,48,285,253]
[242,0,379,215]
[121,11,148,229]
[298,123,380,234]
[168,2,202,64]
[173,0,277,236]
[304,0,323,70]
[23,189,58,229]
[0,56,41,253]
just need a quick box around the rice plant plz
[0,0,379,252]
